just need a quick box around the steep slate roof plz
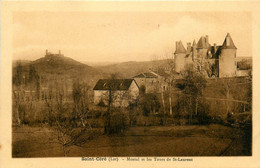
[192,40,196,46]
[133,72,159,78]
[93,79,137,91]
[174,41,187,54]
[222,33,237,49]
[197,36,209,49]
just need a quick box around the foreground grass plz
[12,124,249,157]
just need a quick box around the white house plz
[93,79,139,107]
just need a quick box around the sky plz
[13,12,252,63]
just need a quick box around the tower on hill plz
[218,33,237,77]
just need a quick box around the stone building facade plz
[174,33,246,78]
[93,79,139,107]
[133,71,167,93]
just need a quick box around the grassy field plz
[12,124,249,157]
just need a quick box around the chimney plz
[206,35,209,47]
[46,49,48,55]
[192,40,197,60]
[214,43,217,53]
[59,50,61,55]
[187,42,191,54]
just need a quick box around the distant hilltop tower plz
[218,33,237,77]
[45,49,64,57]
[174,41,186,73]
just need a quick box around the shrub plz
[108,112,128,134]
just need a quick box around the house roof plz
[133,72,159,78]
[221,33,237,49]
[93,79,137,91]
[174,41,187,54]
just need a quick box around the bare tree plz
[45,80,92,156]
[164,46,175,116]
[182,66,207,124]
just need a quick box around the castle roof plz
[197,36,209,49]
[93,79,137,91]
[133,72,159,78]
[221,33,237,49]
[192,40,196,46]
[174,41,187,54]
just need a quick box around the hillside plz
[31,55,101,78]
[13,54,105,88]
[95,59,171,78]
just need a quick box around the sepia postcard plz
[1,1,260,168]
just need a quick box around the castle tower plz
[174,41,187,73]
[197,35,209,59]
[218,33,237,77]
[192,40,197,60]
[186,42,192,54]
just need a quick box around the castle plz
[45,49,64,57]
[174,33,243,78]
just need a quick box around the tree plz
[72,80,90,127]
[220,78,234,115]
[13,90,21,126]
[46,80,92,156]
[237,59,252,70]
[138,93,161,116]
[163,47,175,116]
[13,61,23,86]
[182,66,207,124]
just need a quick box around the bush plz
[138,93,161,116]
[108,112,128,134]
[197,100,211,125]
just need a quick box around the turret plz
[174,41,187,73]
[192,40,197,60]
[197,35,209,59]
[213,43,217,54]
[218,33,237,77]
[206,35,209,48]
[186,42,192,54]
